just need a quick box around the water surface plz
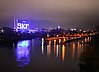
[0,37,91,72]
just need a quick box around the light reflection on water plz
[62,44,65,61]
[47,41,51,56]
[16,40,30,67]
[41,37,90,62]
[15,37,91,71]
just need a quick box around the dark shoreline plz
[79,33,99,72]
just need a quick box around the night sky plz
[0,0,99,30]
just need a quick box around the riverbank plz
[79,33,99,72]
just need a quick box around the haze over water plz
[0,37,91,72]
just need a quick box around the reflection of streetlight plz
[59,39,61,43]
[56,45,59,57]
[63,38,66,42]
[77,42,82,58]
[72,43,75,60]
[47,41,51,56]
[62,45,65,61]
[54,40,56,45]
[42,38,44,55]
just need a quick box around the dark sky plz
[0,0,99,30]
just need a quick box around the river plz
[0,37,91,72]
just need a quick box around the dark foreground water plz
[0,37,91,72]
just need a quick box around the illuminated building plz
[14,20,30,33]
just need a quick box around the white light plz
[42,38,44,42]
[47,34,50,37]
[1,30,4,32]
[42,41,44,54]
[56,45,59,57]
[1,29,4,32]
[73,29,76,31]
[22,21,26,22]
[71,29,74,31]
[58,26,60,28]
[16,29,18,32]
[83,31,86,33]
[79,29,82,31]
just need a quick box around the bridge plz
[46,32,96,41]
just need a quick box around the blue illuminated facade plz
[14,20,30,33]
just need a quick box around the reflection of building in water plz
[16,40,30,67]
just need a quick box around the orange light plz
[47,41,51,56]
[62,45,65,61]
[59,39,61,43]
[72,43,75,60]
[54,44,56,55]
[54,40,56,44]
[47,45,51,56]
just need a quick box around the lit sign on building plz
[17,20,29,29]
[17,23,29,29]
[14,20,29,30]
